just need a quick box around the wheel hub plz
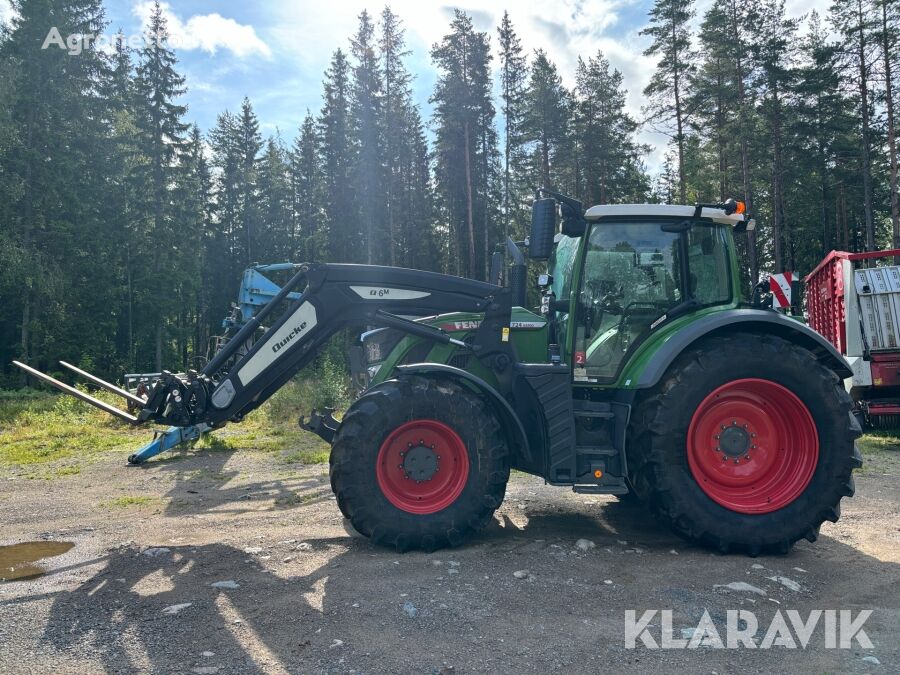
[403,443,438,481]
[718,424,751,458]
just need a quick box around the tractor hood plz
[425,307,546,333]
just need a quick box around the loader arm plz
[135,263,515,428]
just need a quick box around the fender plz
[394,363,532,464]
[635,308,852,388]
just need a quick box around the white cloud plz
[0,0,16,27]
[133,1,271,58]
[235,0,833,173]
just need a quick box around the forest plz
[0,0,898,383]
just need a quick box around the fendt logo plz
[271,321,308,353]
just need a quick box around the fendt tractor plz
[16,193,862,555]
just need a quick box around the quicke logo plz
[271,321,308,353]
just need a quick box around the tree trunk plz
[730,1,758,283]
[19,104,36,381]
[672,14,687,204]
[503,61,511,243]
[463,120,476,278]
[857,0,876,250]
[772,83,786,272]
[882,0,899,252]
[716,65,727,201]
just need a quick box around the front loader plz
[16,194,862,555]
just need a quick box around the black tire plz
[628,332,862,555]
[330,375,510,552]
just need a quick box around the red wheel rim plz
[376,419,470,515]
[687,378,819,514]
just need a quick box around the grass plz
[6,379,895,477]
[101,495,156,508]
[0,376,336,471]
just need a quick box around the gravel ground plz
[0,443,898,674]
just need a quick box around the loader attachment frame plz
[15,263,517,444]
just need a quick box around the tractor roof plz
[584,204,747,226]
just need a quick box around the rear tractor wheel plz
[629,332,862,555]
[329,376,510,552]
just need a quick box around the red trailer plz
[806,248,900,426]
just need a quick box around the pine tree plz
[236,97,262,263]
[0,0,114,375]
[523,50,570,192]
[755,0,798,272]
[573,52,645,205]
[173,124,212,362]
[133,1,188,369]
[318,49,357,263]
[641,0,695,204]
[350,10,384,264]
[257,134,293,262]
[377,7,436,269]
[289,112,323,261]
[431,10,496,279]
[831,0,879,250]
[497,11,528,240]
[879,0,899,249]
[796,11,852,254]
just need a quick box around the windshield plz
[574,221,731,381]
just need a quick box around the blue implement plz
[127,424,211,465]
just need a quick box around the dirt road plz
[0,441,898,674]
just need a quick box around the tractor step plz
[575,445,618,456]
[572,478,629,495]
[573,409,615,419]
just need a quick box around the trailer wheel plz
[629,332,862,555]
[330,375,509,552]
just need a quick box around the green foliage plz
[101,495,156,508]
[1,0,897,390]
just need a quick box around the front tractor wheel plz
[330,376,509,552]
[629,332,862,555]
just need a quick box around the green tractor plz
[18,193,861,555]
[337,194,860,554]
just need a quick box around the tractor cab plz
[537,198,750,384]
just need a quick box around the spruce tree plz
[290,112,323,261]
[350,10,384,264]
[133,0,188,369]
[641,0,696,203]
[497,11,528,239]
[431,10,496,279]
[318,49,357,263]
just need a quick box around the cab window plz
[574,221,731,380]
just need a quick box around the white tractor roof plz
[584,203,747,226]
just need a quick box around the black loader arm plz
[136,263,515,427]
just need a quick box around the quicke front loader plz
[16,194,862,554]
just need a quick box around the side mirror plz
[529,198,556,260]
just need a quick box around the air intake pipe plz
[505,237,527,308]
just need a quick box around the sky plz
[1,0,833,173]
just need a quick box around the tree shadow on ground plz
[14,496,897,673]
[133,446,334,518]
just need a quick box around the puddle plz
[0,541,75,582]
